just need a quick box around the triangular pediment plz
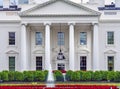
[20,0,100,16]
[104,49,117,54]
[6,50,19,54]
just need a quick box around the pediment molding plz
[33,50,45,54]
[6,50,19,54]
[104,49,117,54]
[77,48,90,54]
[19,0,100,17]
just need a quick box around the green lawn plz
[0,82,120,86]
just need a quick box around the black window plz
[57,63,65,70]
[9,32,15,45]
[9,56,15,71]
[36,57,42,70]
[80,56,87,71]
[108,56,114,71]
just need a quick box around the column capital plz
[92,22,98,26]
[44,22,51,26]
[21,22,28,26]
[68,22,75,26]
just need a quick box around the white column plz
[69,23,75,71]
[44,23,51,70]
[93,23,99,71]
[21,23,28,71]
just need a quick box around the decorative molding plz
[6,50,19,54]
[104,49,117,54]
[77,48,90,54]
[33,50,45,54]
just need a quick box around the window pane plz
[9,57,15,71]
[57,63,65,70]
[36,57,42,70]
[80,56,87,71]
[9,32,15,45]
[108,56,114,71]
[35,32,42,45]
[107,32,114,44]
[58,32,64,45]
[80,32,87,45]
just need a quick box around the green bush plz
[93,71,102,81]
[44,70,48,81]
[71,71,80,81]
[77,71,83,81]
[114,71,120,82]
[8,71,15,81]
[54,70,64,81]
[14,71,24,81]
[107,71,115,82]
[1,71,9,81]
[0,72,1,80]
[82,71,91,81]
[100,71,108,81]
[65,70,73,81]
[23,71,34,82]
[34,71,45,81]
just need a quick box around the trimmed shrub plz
[82,71,91,81]
[65,70,73,81]
[54,70,64,81]
[100,71,108,81]
[107,71,115,82]
[23,71,34,82]
[78,71,83,81]
[71,71,80,81]
[93,71,102,81]
[8,71,15,81]
[44,70,48,81]
[114,71,120,82]
[14,71,24,81]
[34,71,45,81]
[0,72,1,80]
[1,71,9,81]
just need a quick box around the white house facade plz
[0,0,120,71]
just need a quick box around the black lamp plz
[57,23,66,60]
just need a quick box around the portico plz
[19,0,100,71]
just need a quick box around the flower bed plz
[0,85,118,89]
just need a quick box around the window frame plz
[9,56,15,71]
[80,32,87,45]
[57,63,65,70]
[36,56,43,70]
[80,56,87,71]
[108,56,114,71]
[35,32,43,46]
[107,31,114,45]
[8,32,16,46]
[57,32,65,46]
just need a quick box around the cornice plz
[20,14,99,17]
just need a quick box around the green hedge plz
[82,71,92,81]
[0,70,120,82]
[34,71,45,81]
[8,71,15,81]
[1,71,9,81]
[14,71,24,81]
[54,70,64,81]
[65,70,73,81]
